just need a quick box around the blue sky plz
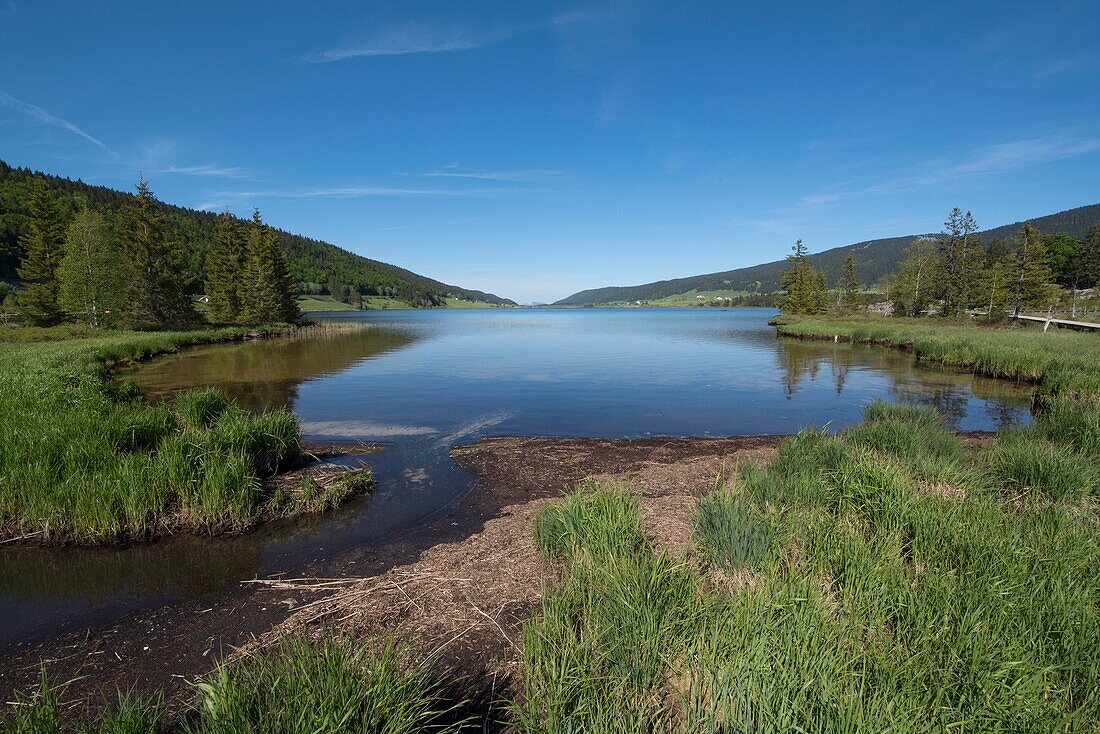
[1,1,1098,303]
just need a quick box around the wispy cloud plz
[158,164,251,179]
[303,11,593,63]
[0,90,116,156]
[201,186,485,207]
[1030,52,1098,80]
[792,132,1100,209]
[915,134,1100,185]
[423,165,562,182]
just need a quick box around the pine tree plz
[835,254,862,313]
[778,240,829,315]
[238,210,300,324]
[1079,225,1100,289]
[16,182,66,325]
[204,210,245,323]
[268,226,300,323]
[936,208,983,316]
[57,208,125,327]
[1009,222,1054,318]
[119,177,195,326]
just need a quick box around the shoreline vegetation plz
[5,314,1098,731]
[0,323,374,546]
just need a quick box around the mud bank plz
[0,434,783,719]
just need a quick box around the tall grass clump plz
[1,676,163,734]
[2,639,460,733]
[519,482,702,730]
[0,328,306,543]
[191,636,463,734]
[692,492,770,569]
[983,430,1098,502]
[532,482,648,561]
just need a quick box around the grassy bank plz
[517,399,1099,731]
[0,326,366,544]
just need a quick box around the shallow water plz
[0,308,1033,647]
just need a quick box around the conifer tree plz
[238,210,300,324]
[1009,222,1054,318]
[936,208,983,316]
[16,182,66,325]
[57,207,125,327]
[778,240,829,315]
[1079,225,1100,289]
[119,177,195,326]
[204,210,245,323]
[835,254,862,313]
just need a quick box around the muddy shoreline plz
[0,433,786,716]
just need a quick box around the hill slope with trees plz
[0,161,515,307]
[556,203,1100,304]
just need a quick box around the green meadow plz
[0,327,368,544]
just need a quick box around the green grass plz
[296,294,359,311]
[0,327,311,543]
[517,395,1100,731]
[3,639,463,734]
[443,297,498,309]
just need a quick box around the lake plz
[0,308,1033,647]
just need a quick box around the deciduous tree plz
[892,239,937,317]
[57,207,125,327]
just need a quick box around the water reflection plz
[775,338,1029,430]
[131,327,420,412]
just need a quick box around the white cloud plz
[423,166,562,182]
[0,90,116,156]
[792,131,1100,209]
[159,164,251,179]
[206,185,483,201]
[304,11,595,63]
[915,134,1100,185]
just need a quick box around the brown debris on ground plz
[254,435,786,681]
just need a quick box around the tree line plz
[778,207,1100,319]
[10,179,299,327]
[1,161,508,309]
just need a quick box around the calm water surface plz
[0,308,1033,646]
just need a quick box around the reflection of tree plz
[128,328,418,414]
[888,382,970,427]
[776,337,1033,427]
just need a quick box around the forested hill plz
[0,161,516,306]
[556,202,1100,305]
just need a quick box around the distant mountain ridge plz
[556,203,1100,305]
[0,160,516,307]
